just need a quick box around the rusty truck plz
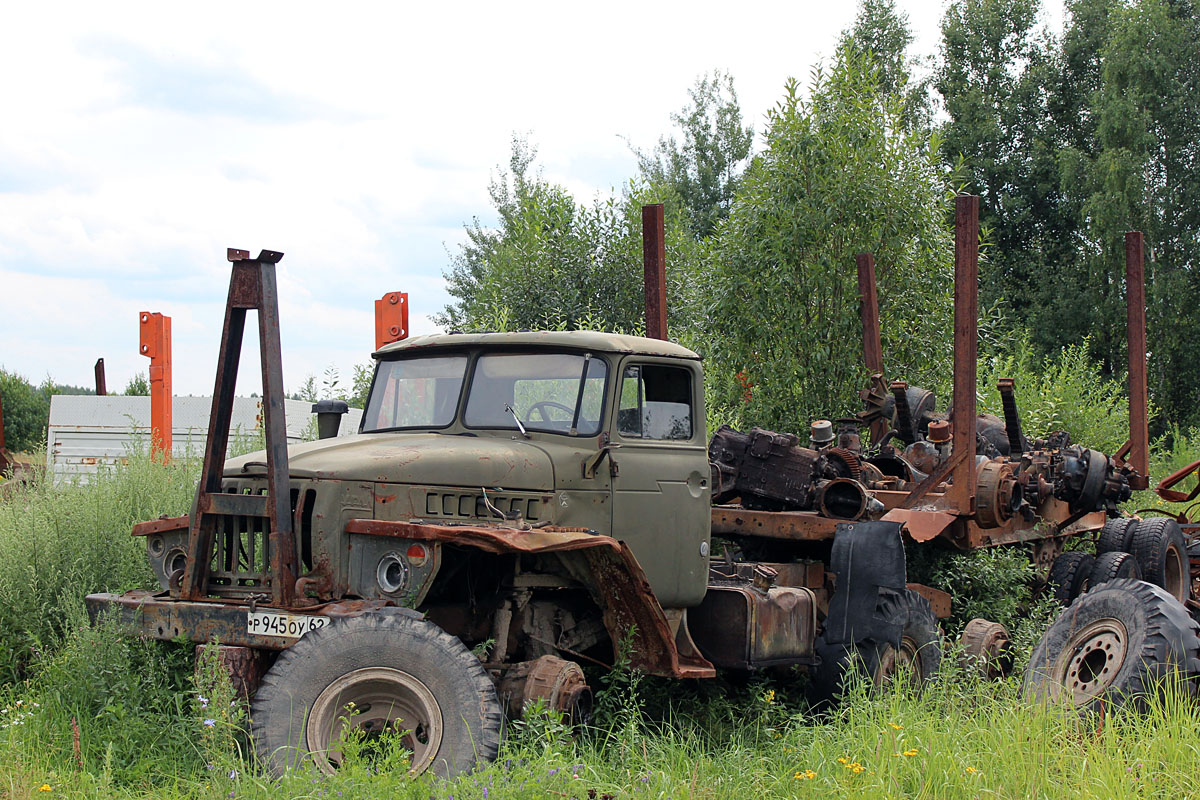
[86,197,1200,778]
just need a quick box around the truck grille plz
[423,490,545,522]
[209,479,315,599]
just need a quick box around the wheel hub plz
[1053,618,1129,706]
[306,667,444,775]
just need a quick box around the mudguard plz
[822,520,907,646]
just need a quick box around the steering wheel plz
[525,401,574,423]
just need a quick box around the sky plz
[0,0,1066,399]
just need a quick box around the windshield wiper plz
[504,403,529,438]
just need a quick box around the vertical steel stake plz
[375,291,410,350]
[139,312,173,463]
[857,253,884,376]
[1125,232,1150,490]
[642,204,667,340]
[948,195,979,514]
[94,358,107,396]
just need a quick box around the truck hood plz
[224,433,555,490]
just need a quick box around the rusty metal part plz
[817,478,870,520]
[958,618,1012,679]
[132,515,189,537]
[903,441,940,476]
[889,381,917,444]
[642,204,667,341]
[689,583,817,669]
[85,590,392,648]
[1032,538,1064,581]
[344,518,715,679]
[1125,232,1150,491]
[1156,458,1200,504]
[139,311,173,463]
[858,374,892,447]
[94,358,107,396]
[195,643,270,701]
[712,427,826,511]
[883,508,956,543]
[996,378,1024,455]
[711,506,839,541]
[825,448,862,481]
[906,583,951,619]
[857,252,884,375]
[976,460,1019,528]
[947,195,979,514]
[374,291,409,351]
[927,420,951,444]
[495,656,592,723]
[182,249,299,608]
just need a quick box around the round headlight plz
[376,551,410,595]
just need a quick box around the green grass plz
[3,448,1200,799]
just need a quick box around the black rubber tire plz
[251,613,502,779]
[1049,552,1095,604]
[1024,579,1200,713]
[1130,518,1189,601]
[807,588,941,709]
[1097,518,1136,554]
[1089,551,1141,587]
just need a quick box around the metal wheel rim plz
[1165,543,1187,600]
[1051,618,1129,706]
[876,635,922,687]
[306,667,443,775]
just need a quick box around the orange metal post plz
[139,312,173,462]
[947,195,979,514]
[375,292,409,350]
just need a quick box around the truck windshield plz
[362,355,469,431]
[464,353,608,436]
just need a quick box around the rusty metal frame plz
[857,253,884,375]
[139,312,173,462]
[180,249,298,608]
[642,204,667,341]
[1124,232,1151,490]
[946,195,979,514]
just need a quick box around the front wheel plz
[251,613,502,778]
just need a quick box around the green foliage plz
[0,368,52,453]
[840,0,931,128]
[0,448,195,683]
[633,71,755,239]
[977,336,1135,453]
[122,373,150,397]
[438,137,705,336]
[908,546,1034,635]
[704,48,954,432]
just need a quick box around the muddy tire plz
[1130,518,1188,601]
[1049,552,1095,604]
[1097,518,1136,555]
[1024,579,1200,713]
[251,612,502,779]
[1089,551,1141,587]
[808,588,941,708]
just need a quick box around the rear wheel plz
[1130,518,1188,601]
[1089,551,1141,587]
[1024,579,1200,713]
[251,613,502,778]
[808,588,941,708]
[1049,552,1094,604]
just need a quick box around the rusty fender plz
[344,518,716,679]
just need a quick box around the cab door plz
[610,358,710,608]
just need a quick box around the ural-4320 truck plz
[87,200,1200,778]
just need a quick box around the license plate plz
[247,610,330,639]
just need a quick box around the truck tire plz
[1097,518,1136,554]
[251,613,502,779]
[1048,552,1094,604]
[1089,551,1141,587]
[1024,579,1200,713]
[1129,518,1188,601]
[808,588,941,709]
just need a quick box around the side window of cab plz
[617,364,693,440]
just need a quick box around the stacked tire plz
[1048,517,1189,605]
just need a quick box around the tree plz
[123,373,150,396]
[704,48,954,432]
[839,0,931,128]
[633,72,755,239]
[0,368,52,453]
[438,137,704,336]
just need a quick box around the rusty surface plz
[1156,458,1200,504]
[183,250,298,608]
[883,508,956,542]
[139,311,173,462]
[86,589,390,647]
[689,583,817,669]
[642,204,667,341]
[1125,232,1150,490]
[947,195,979,514]
[495,656,592,722]
[132,515,189,537]
[94,358,107,396]
[958,618,1012,679]
[374,291,410,351]
[857,252,883,375]
[195,644,269,701]
[711,506,839,540]
[345,518,715,679]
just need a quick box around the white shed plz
[47,395,363,483]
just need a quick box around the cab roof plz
[375,329,701,360]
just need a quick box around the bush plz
[0,368,52,453]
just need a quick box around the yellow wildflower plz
[794,770,817,780]
[966,766,979,775]
[837,757,848,764]
[903,748,919,757]
[764,689,776,704]
[888,722,903,730]
[37,786,52,793]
